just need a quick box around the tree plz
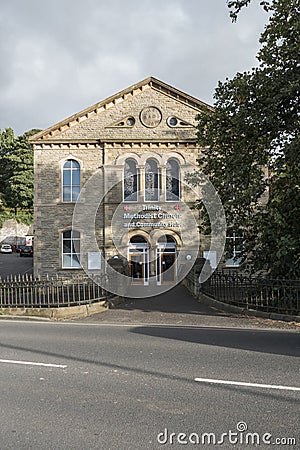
[0,128,16,209]
[0,128,39,218]
[227,0,271,21]
[193,0,300,278]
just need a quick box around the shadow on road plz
[130,325,300,357]
[114,284,227,316]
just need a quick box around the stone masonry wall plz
[33,83,207,277]
[34,145,104,276]
[48,87,200,142]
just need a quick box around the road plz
[1,291,299,450]
[0,253,33,278]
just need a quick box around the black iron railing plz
[186,270,300,316]
[0,274,113,308]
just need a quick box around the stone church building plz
[31,77,228,290]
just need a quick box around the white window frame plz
[62,159,81,203]
[128,243,149,285]
[62,230,81,269]
[225,232,243,267]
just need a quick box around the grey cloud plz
[0,0,269,135]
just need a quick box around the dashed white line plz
[194,377,300,391]
[0,359,67,368]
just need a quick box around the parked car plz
[1,244,13,254]
[19,245,33,257]
[16,245,26,253]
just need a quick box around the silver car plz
[1,244,13,254]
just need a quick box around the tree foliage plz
[227,0,271,21]
[0,128,39,221]
[194,0,300,278]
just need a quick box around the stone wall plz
[34,144,104,276]
[32,80,208,277]
[43,85,200,142]
[0,219,33,245]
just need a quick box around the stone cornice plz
[32,138,199,150]
[102,140,198,148]
[33,141,101,150]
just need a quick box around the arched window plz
[62,230,81,268]
[62,160,80,202]
[145,159,159,201]
[158,235,176,244]
[124,159,138,201]
[166,159,180,201]
[130,235,148,244]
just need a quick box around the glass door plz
[129,253,147,284]
[156,237,177,285]
[161,254,176,283]
[128,238,149,286]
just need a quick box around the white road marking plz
[194,377,300,392]
[0,359,67,368]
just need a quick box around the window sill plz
[58,201,77,204]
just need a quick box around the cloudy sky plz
[0,0,270,136]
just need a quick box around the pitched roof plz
[30,76,213,142]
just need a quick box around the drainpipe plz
[98,139,106,260]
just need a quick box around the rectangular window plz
[62,230,81,269]
[225,232,243,267]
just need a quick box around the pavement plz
[80,284,300,331]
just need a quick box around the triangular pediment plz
[30,77,213,143]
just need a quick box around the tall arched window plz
[62,160,80,202]
[124,159,138,201]
[145,159,159,201]
[62,230,81,268]
[166,159,180,201]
